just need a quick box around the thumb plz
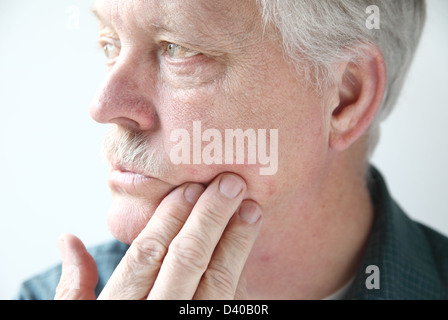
[55,234,98,300]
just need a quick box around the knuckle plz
[225,229,254,251]
[203,261,236,296]
[196,201,230,227]
[169,235,210,272]
[127,235,167,268]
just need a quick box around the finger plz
[234,266,248,300]
[54,234,98,300]
[147,173,247,300]
[194,201,262,299]
[98,183,204,300]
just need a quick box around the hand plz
[54,173,262,300]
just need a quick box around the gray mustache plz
[102,126,172,178]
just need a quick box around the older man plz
[18,0,448,300]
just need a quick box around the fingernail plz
[238,201,262,224]
[219,175,244,199]
[184,184,204,204]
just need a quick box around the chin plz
[107,196,160,245]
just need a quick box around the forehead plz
[92,0,261,38]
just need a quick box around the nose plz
[89,54,159,132]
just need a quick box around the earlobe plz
[329,45,387,152]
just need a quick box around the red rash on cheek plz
[187,166,200,177]
[267,180,277,196]
[260,255,271,263]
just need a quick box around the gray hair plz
[257,0,426,157]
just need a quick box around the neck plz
[246,148,374,299]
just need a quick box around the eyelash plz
[98,38,121,64]
[98,38,201,66]
[164,43,201,60]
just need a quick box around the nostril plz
[109,117,141,131]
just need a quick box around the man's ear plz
[329,44,387,151]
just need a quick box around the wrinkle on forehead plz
[93,0,263,44]
[162,0,260,32]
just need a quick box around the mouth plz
[108,161,171,196]
[112,161,155,178]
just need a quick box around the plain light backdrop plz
[0,0,447,299]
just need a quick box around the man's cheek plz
[184,162,278,203]
[164,162,248,187]
[163,125,279,175]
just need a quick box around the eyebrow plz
[90,6,107,26]
[91,6,199,42]
[89,2,234,56]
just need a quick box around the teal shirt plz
[17,166,448,299]
[345,167,448,299]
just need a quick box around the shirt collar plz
[344,165,446,299]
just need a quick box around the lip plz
[108,162,166,195]
[109,169,153,184]
[111,161,154,178]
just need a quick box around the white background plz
[0,0,447,299]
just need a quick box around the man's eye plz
[102,43,120,61]
[166,43,200,60]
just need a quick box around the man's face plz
[90,0,332,244]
